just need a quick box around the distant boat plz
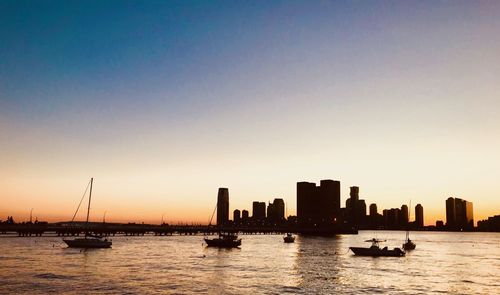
[63,178,112,249]
[403,201,416,251]
[204,233,241,248]
[402,236,416,251]
[350,238,405,257]
[283,233,295,243]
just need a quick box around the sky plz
[1,0,500,225]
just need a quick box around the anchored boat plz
[350,238,405,257]
[205,233,241,248]
[63,178,112,249]
[283,233,295,243]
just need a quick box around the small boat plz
[402,237,416,251]
[205,233,241,248]
[283,233,295,243]
[350,238,405,257]
[64,235,112,248]
[403,227,416,250]
[402,201,416,251]
[63,178,112,249]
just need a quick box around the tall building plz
[242,210,249,224]
[384,208,401,229]
[446,197,456,228]
[400,205,409,226]
[267,198,285,224]
[465,201,474,229]
[345,186,367,227]
[233,209,241,225]
[296,180,341,225]
[369,203,379,229]
[369,203,378,217]
[242,210,249,220]
[446,197,474,230]
[216,188,229,226]
[415,204,424,228]
[252,201,266,222]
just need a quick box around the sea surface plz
[0,231,499,294]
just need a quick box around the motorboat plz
[205,233,241,248]
[350,238,405,257]
[283,233,295,243]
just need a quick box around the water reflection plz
[0,232,498,294]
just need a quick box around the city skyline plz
[2,1,500,224]
[0,178,485,227]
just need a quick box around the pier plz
[0,222,357,237]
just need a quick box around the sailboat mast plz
[86,178,93,224]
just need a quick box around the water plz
[0,231,499,294]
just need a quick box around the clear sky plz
[1,0,499,225]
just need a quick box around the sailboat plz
[402,201,416,251]
[283,202,295,243]
[204,196,241,248]
[63,178,112,248]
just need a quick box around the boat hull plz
[350,247,405,257]
[283,237,295,243]
[63,238,112,248]
[204,238,241,248]
[403,242,416,250]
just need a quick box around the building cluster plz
[215,179,482,231]
[477,215,500,232]
[445,197,474,231]
[297,180,425,230]
[216,188,286,226]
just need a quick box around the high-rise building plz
[242,210,249,219]
[252,201,266,222]
[216,188,229,226]
[369,203,378,217]
[415,204,424,228]
[384,208,400,229]
[296,180,341,225]
[446,197,474,230]
[465,201,474,229]
[267,198,285,224]
[242,210,249,224]
[345,186,367,227]
[369,203,379,229]
[233,209,241,225]
[400,205,409,226]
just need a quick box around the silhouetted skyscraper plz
[267,198,285,224]
[296,180,341,225]
[369,203,377,217]
[216,188,229,226]
[384,208,401,229]
[233,209,241,225]
[252,201,266,222]
[415,204,424,228]
[465,201,474,229]
[446,197,474,230]
[369,203,379,228]
[346,186,366,227]
[446,197,456,228]
[400,205,409,226]
[242,210,249,220]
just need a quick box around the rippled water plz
[0,231,499,294]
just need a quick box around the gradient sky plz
[1,0,500,225]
